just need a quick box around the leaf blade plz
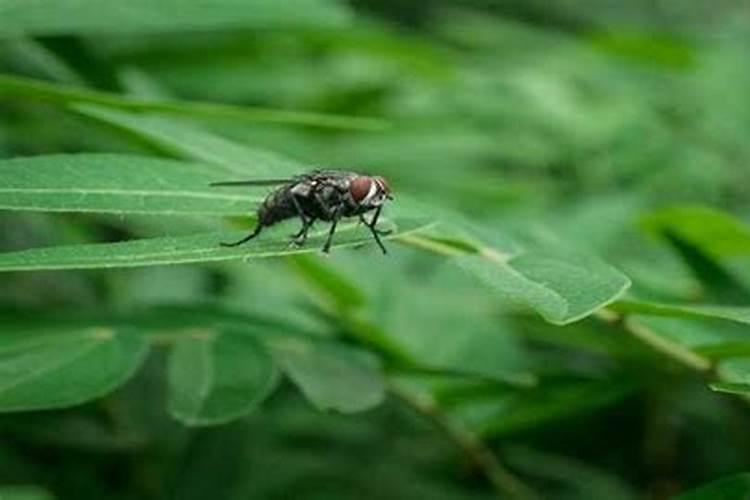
[0,218,429,271]
[167,331,278,426]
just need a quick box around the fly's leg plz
[322,207,341,254]
[359,207,388,255]
[289,194,314,246]
[365,206,392,236]
[290,218,316,247]
[221,223,263,247]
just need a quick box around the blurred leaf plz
[0,485,55,500]
[168,331,278,425]
[469,378,637,437]
[272,339,385,413]
[0,218,430,271]
[506,447,638,500]
[287,254,367,310]
[0,153,258,215]
[0,327,148,412]
[612,300,750,326]
[642,206,750,257]
[676,473,750,500]
[661,231,750,304]
[73,105,305,177]
[0,0,352,36]
[0,74,386,130]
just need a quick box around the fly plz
[210,170,394,254]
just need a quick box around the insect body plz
[211,170,393,254]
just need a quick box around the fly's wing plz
[209,179,294,187]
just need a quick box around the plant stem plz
[597,309,713,374]
[389,384,540,500]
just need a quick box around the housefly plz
[210,170,393,254]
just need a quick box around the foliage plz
[1,1,750,499]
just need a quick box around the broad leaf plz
[458,249,631,325]
[74,105,305,177]
[0,327,148,412]
[168,331,278,425]
[0,218,430,271]
[0,0,352,36]
[0,153,257,215]
[272,339,385,413]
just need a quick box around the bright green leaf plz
[0,153,258,215]
[168,331,278,425]
[0,0,352,36]
[0,218,430,272]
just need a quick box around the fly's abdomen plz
[258,189,297,227]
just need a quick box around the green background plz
[1,1,750,499]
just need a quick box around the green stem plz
[597,309,713,374]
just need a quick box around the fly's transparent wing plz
[209,179,294,187]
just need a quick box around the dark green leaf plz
[676,473,750,500]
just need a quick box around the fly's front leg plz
[365,206,392,236]
[359,207,388,255]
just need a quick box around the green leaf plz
[0,327,148,412]
[676,473,750,500]
[0,74,386,130]
[0,485,55,500]
[642,206,750,257]
[449,378,636,438]
[457,249,631,325]
[0,217,430,272]
[0,0,352,36]
[272,339,385,413]
[168,331,278,425]
[0,153,258,215]
[73,105,305,177]
[709,382,750,396]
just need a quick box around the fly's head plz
[349,175,393,209]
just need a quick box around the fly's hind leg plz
[221,223,263,247]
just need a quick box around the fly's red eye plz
[350,176,374,202]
